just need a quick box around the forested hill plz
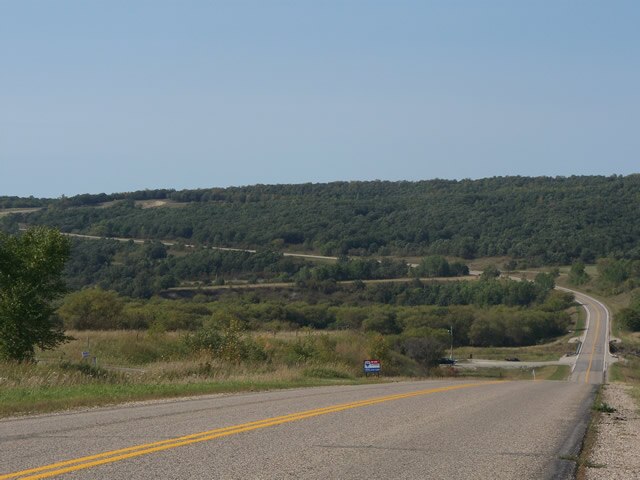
[2,175,640,263]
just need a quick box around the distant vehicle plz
[505,357,520,362]
[438,358,457,365]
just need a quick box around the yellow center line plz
[585,307,601,384]
[3,381,503,479]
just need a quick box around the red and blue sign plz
[363,359,381,373]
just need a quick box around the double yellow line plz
[2,381,501,479]
[585,307,602,384]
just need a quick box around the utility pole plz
[449,325,454,360]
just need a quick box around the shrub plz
[302,367,351,379]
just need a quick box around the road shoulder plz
[584,383,640,479]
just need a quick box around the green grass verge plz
[547,365,571,381]
[0,377,381,418]
[457,365,567,381]
[573,306,586,337]
[453,343,571,362]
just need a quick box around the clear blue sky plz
[1,1,638,198]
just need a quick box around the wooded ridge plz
[3,175,639,263]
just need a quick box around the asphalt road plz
[1,380,594,480]
[558,287,611,385]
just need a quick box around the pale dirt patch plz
[0,207,42,217]
[135,199,168,208]
[586,383,640,479]
[134,199,187,209]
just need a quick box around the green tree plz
[362,310,401,334]
[480,265,501,280]
[534,272,555,291]
[619,308,640,331]
[0,227,70,361]
[400,335,447,368]
[568,261,590,286]
[57,288,125,330]
[367,333,391,364]
[415,255,450,277]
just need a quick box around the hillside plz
[2,175,640,264]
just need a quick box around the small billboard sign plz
[363,359,381,375]
[81,351,90,359]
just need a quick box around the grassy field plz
[0,329,387,417]
[453,341,573,362]
[1,266,625,417]
[456,365,570,381]
[0,207,42,217]
[1,324,573,417]
[0,361,383,417]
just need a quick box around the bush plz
[618,307,640,332]
[185,318,267,363]
[58,289,125,330]
[302,367,351,379]
[399,336,446,368]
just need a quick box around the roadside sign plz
[363,359,381,375]
[81,351,90,359]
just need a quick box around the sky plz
[1,1,639,198]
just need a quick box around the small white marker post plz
[532,369,536,381]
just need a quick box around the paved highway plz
[558,287,611,385]
[1,380,593,480]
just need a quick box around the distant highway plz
[558,287,611,384]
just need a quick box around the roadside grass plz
[0,356,388,417]
[453,339,574,362]
[547,365,572,381]
[572,305,586,338]
[0,373,379,418]
[457,365,569,381]
[0,329,394,417]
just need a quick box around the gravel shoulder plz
[585,383,640,479]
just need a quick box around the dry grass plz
[0,208,42,217]
[134,199,187,209]
[0,328,408,416]
[466,256,511,271]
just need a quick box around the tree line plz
[57,278,572,349]
[4,175,640,263]
[0,227,571,364]
[62,238,465,298]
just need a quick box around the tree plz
[416,255,450,277]
[401,335,446,368]
[568,261,590,286]
[0,227,70,361]
[534,272,555,291]
[480,265,501,280]
[57,288,124,330]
